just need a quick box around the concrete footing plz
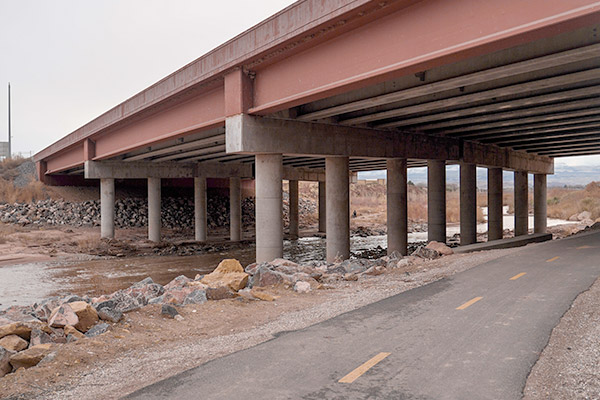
[326,157,350,262]
[255,154,283,263]
[194,177,207,242]
[487,168,503,241]
[100,178,115,239]
[387,158,408,255]
[455,233,552,253]
[288,180,299,238]
[427,160,446,243]
[230,177,242,242]
[148,177,161,242]
[318,181,326,233]
[534,174,547,234]
[460,162,477,245]
[514,171,528,236]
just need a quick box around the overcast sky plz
[0,0,599,172]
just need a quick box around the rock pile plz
[0,194,318,230]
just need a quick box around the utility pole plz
[7,83,11,159]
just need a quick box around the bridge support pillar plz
[326,156,350,262]
[100,178,115,239]
[230,177,242,242]
[289,180,299,238]
[534,174,547,234]
[460,162,477,245]
[487,168,503,241]
[194,177,207,242]
[514,171,528,236]
[148,177,161,242]
[255,154,283,263]
[387,158,408,256]
[318,181,326,233]
[428,160,446,243]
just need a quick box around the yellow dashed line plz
[339,352,391,383]
[577,245,592,250]
[546,256,560,263]
[510,272,526,280]
[456,297,483,310]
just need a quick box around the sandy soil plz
[0,248,524,400]
[523,277,600,400]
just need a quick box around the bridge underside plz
[34,0,600,262]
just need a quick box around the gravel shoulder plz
[0,247,523,400]
[523,276,600,400]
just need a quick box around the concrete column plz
[148,177,161,242]
[100,178,115,239]
[534,174,547,234]
[460,162,477,245]
[427,160,446,243]
[194,177,207,242]
[255,154,283,263]
[230,177,242,242]
[318,181,326,233]
[487,168,503,241]
[288,180,299,238]
[514,171,529,236]
[387,158,408,255]
[326,156,350,262]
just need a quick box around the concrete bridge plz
[33,0,600,263]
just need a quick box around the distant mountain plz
[358,164,600,188]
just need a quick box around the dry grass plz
[0,157,48,204]
[547,182,600,220]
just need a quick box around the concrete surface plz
[454,233,553,253]
[126,231,600,400]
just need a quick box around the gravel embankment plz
[523,277,600,399]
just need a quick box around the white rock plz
[294,281,311,293]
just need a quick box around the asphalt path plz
[126,231,600,399]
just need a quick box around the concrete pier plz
[148,177,161,242]
[427,160,446,243]
[387,158,408,255]
[326,157,350,262]
[288,180,299,238]
[194,177,207,242]
[255,154,283,263]
[318,181,326,233]
[487,168,503,241]
[534,174,547,234]
[230,177,242,242]
[100,178,115,239]
[514,171,529,236]
[460,163,477,245]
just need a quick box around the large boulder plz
[251,265,291,287]
[164,275,192,290]
[9,344,53,370]
[0,335,28,352]
[69,301,99,333]
[0,322,32,340]
[48,304,79,328]
[426,241,453,256]
[412,246,441,260]
[29,329,53,347]
[201,259,249,291]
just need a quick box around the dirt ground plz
[0,247,525,400]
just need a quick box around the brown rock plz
[48,304,79,328]
[0,335,28,352]
[426,241,454,256]
[69,301,99,333]
[0,322,32,340]
[201,259,249,291]
[250,290,277,302]
[344,273,359,281]
[364,266,386,276]
[9,344,53,370]
[0,347,13,377]
[206,286,238,300]
[64,325,85,340]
